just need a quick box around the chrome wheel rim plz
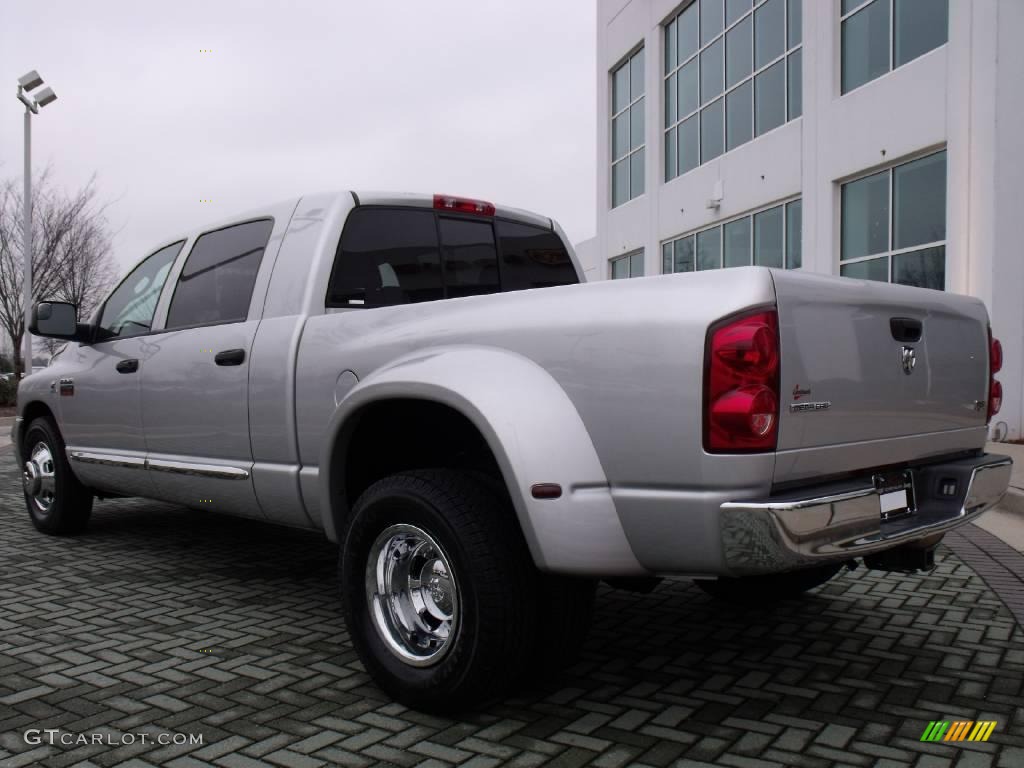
[23,441,57,514]
[365,524,460,667]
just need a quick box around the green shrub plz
[0,376,17,407]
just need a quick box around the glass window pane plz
[663,242,674,273]
[787,0,802,47]
[665,127,678,180]
[679,114,700,175]
[665,72,677,127]
[630,101,645,151]
[675,236,696,272]
[786,199,802,269]
[754,206,784,267]
[754,59,785,136]
[679,58,700,115]
[787,50,802,119]
[701,38,724,103]
[612,160,629,207]
[611,257,629,279]
[630,48,645,97]
[726,80,753,150]
[630,250,645,277]
[842,0,864,14]
[679,3,699,61]
[701,0,724,45]
[893,151,946,249]
[496,221,577,291]
[328,210,443,308]
[613,63,629,114]
[701,98,725,162]
[724,217,752,267]
[98,241,184,339]
[754,0,785,69]
[841,170,889,259]
[895,0,948,67]
[439,218,500,299]
[166,220,273,328]
[726,0,752,27]
[665,19,677,73]
[841,256,889,282]
[842,0,890,93]
[630,147,645,198]
[612,114,629,160]
[893,246,945,290]
[726,15,753,88]
[697,228,722,270]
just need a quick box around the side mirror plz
[30,301,87,340]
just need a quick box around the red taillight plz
[433,193,496,217]
[987,327,1002,422]
[704,309,780,453]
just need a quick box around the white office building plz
[580,0,1024,440]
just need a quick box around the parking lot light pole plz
[16,70,57,377]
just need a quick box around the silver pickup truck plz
[16,191,1012,712]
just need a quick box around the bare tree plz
[0,172,117,375]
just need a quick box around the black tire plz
[21,417,93,535]
[339,469,539,713]
[695,564,842,605]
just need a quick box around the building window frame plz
[662,196,802,273]
[611,46,646,208]
[663,0,803,183]
[838,148,947,290]
[840,0,949,95]
[610,249,645,279]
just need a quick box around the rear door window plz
[164,219,274,330]
[497,221,578,291]
[327,208,443,308]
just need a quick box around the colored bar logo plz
[920,721,997,742]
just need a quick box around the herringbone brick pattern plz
[1,449,1022,767]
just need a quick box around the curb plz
[1001,487,1024,516]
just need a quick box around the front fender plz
[319,345,646,576]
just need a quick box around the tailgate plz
[771,271,991,484]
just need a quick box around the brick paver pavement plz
[1,448,1022,768]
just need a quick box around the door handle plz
[116,359,139,374]
[214,349,246,366]
[890,317,922,342]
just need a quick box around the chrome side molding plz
[69,451,147,469]
[68,451,249,480]
[147,458,249,480]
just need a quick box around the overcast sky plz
[1,0,596,275]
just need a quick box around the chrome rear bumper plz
[720,453,1012,575]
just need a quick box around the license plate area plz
[874,469,916,520]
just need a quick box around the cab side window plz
[96,241,184,341]
[165,219,274,330]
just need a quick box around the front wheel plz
[22,417,93,535]
[695,564,842,605]
[339,469,540,713]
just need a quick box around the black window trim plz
[91,238,188,344]
[161,216,275,333]
[325,205,563,310]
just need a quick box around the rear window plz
[326,207,577,309]
[496,220,579,291]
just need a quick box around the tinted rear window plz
[497,220,578,291]
[327,208,443,307]
[326,207,577,309]
[439,217,499,299]
[165,219,273,330]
